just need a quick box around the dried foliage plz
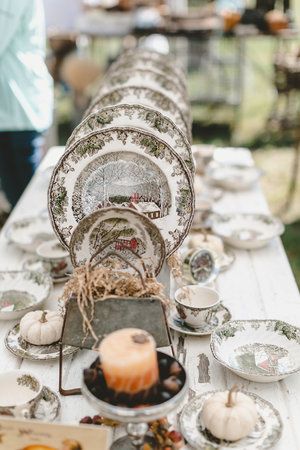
[61,260,169,341]
[167,251,182,281]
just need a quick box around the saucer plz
[5,324,77,361]
[23,257,71,283]
[168,303,231,336]
[215,248,235,272]
[33,386,60,421]
[180,390,282,449]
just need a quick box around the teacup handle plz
[13,405,31,419]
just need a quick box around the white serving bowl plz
[211,213,284,250]
[211,319,300,382]
[0,271,52,320]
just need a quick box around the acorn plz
[163,376,181,394]
[80,416,93,424]
[84,368,98,383]
[168,430,183,443]
[169,361,182,376]
[92,415,103,425]
[168,430,184,448]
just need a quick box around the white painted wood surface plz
[0,146,299,449]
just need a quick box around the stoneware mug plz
[174,285,220,329]
[0,370,43,418]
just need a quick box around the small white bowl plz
[211,213,284,250]
[6,216,55,253]
[211,319,300,382]
[0,271,52,320]
[206,162,261,191]
[0,370,43,417]
[175,285,220,329]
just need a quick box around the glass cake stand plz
[82,352,188,450]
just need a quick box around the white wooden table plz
[0,146,299,449]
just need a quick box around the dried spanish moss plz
[167,251,182,281]
[61,260,169,341]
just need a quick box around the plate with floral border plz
[67,104,194,173]
[84,86,191,142]
[107,57,187,93]
[109,48,186,89]
[5,323,77,361]
[180,390,283,449]
[48,127,195,256]
[96,68,190,123]
[69,207,165,276]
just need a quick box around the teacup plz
[36,239,72,279]
[0,370,43,418]
[174,285,220,329]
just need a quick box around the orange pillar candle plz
[99,328,159,395]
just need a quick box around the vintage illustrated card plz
[0,417,112,450]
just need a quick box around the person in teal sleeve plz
[0,0,53,208]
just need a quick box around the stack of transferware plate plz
[48,49,195,274]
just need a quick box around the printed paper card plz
[0,417,112,450]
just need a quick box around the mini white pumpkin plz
[20,310,63,346]
[201,386,258,441]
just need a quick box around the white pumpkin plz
[188,233,224,255]
[20,310,63,346]
[201,386,258,441]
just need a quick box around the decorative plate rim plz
[67,103,194,171]
[106,57,187,92]
[110,48,187,79]
[180,389,283,449]
[169,303,232,336]
[5,323,77,361]
[100,66,188,100]
[48,126,195,256]
[210,319,300,378]
[84,85,190,137]
[69,206,166,275]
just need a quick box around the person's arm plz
[0,0,28,57]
